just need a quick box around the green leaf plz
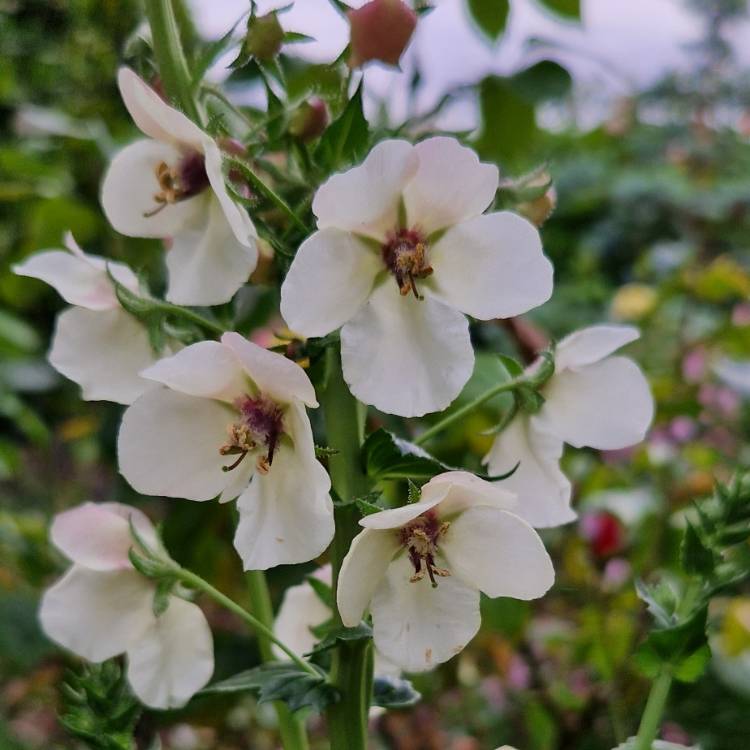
[307,622,372,656]
[306,575,334,609]
[537,0,581,19]
[635,578,679,628]
[467,0,510,42]
[372,675,421,708]
[407,479,421,504]
[510,60,572,103]
[202,662,338,713]
[681,521,715,577]
[316,84,369,171]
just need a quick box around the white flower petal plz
[50,307,156,405]
[50,502,156,571]
[221,332,318,407]
[403,137,498,234]
[274,572,332,659]
[203,138,257,247]
[126,597,214,709]
[423,471,518,517]
[164,195,258,306]
[233,402,333,569]
[371,553,480,672]
[141,341,246,402]
[484,416,575,528]
[118,387,235,501]
[39,567,154,662]
[555,324,640,371]
[13,248,140,312]
[442,506,554,599]
[101,139,204,239]
[280,229,381,338]
[359,484,452,530]
[340,282,474,417]
[536,356,654,450]
[337,529,400,627]
[430,212,553,319]
[313,139,418,240]
[117,67,205,149]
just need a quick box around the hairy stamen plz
[143,151,209,218]
[400,512,451,588]
[382,228,433,299]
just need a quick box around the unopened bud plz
[288,99,329,141]
[348,0,417,68]
[245,12,284,61]
[517,186,557,227]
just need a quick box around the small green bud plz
[245,12,284,61]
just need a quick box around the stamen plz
[382,229,433,299]
[401,513,451,588]
[142,152,209,218]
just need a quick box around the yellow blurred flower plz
[610,283,658,321]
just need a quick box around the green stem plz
[245,570,310,750]
[414,376,525,446]
[633,670,673,750]
[151,298,227,335]
[145,0,203,124]
[320,345,371,750]
[171,565,319,677]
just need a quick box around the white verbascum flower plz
[12,232,157,404]
[485,325,654,528]
[117,332,334,570]
[101,68,257,306]
[274,564,400,679]
[336,471,554,672]
[39,502,213,709]
[280,137,553,418]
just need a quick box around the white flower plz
[336,471,554,672]
[280,137,553,418]
[485,325,654,528]
[117,332,334,570]
[274,564,400,678]
[39,502,213,709]
[101,68,257,306]
[12,232,158,405]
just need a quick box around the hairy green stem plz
[246,570,310,750]
[633,670,673,750]
[145,0,203,123]
[151,298,227,335]
[414,375,525,445]
[320,346,371,750]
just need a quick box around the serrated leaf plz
[635,578,678,628]
[308,622,373,656]
[681,521,715,577]
[467,0,510,42]
[372,675,421,708]
[202,662,338,713]
[316,84,369,170]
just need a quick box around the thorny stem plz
[320,345,372,750]
[414,375,526,445]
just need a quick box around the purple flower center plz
[143,149,209,218]
[399,510,451,587]
[382,228,433,299]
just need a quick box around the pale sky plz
[189,0,750,128]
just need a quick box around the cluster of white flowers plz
[18,69,654,711]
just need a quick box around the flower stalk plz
[632,669,673,750]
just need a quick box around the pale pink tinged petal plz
[484,416,575,528]
[117,67,205,148]
[221,332,318,407]
[280,229,381,338]
[555,324,640,371]
[140,341,247,402]
[233,402,333,569]
[203,139,257,247]
[50,502,155,571]
[336,529,400,627]
[535,356,654,450]
[424,471,518,517]
[402,137,499,234]
[13,251,119,311]
[50,307,156,405]
[442,506,554,599]
[39,567,154,662]
[164,194,257,306]
[359,484,451,531]
[370,553,480,672]
[101,139,205,239]
[126,597,213,709]
[118,388,236,501]
[273,577,332,659]
[313,139,418,240]
[430,212,553,319]
[340,282,474,417]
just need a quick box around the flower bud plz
[579,511,625,558]
[348,0,417,68]
[288,99,329,141]
[245,12,284,61]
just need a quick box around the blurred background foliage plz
[2,1,750,749]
